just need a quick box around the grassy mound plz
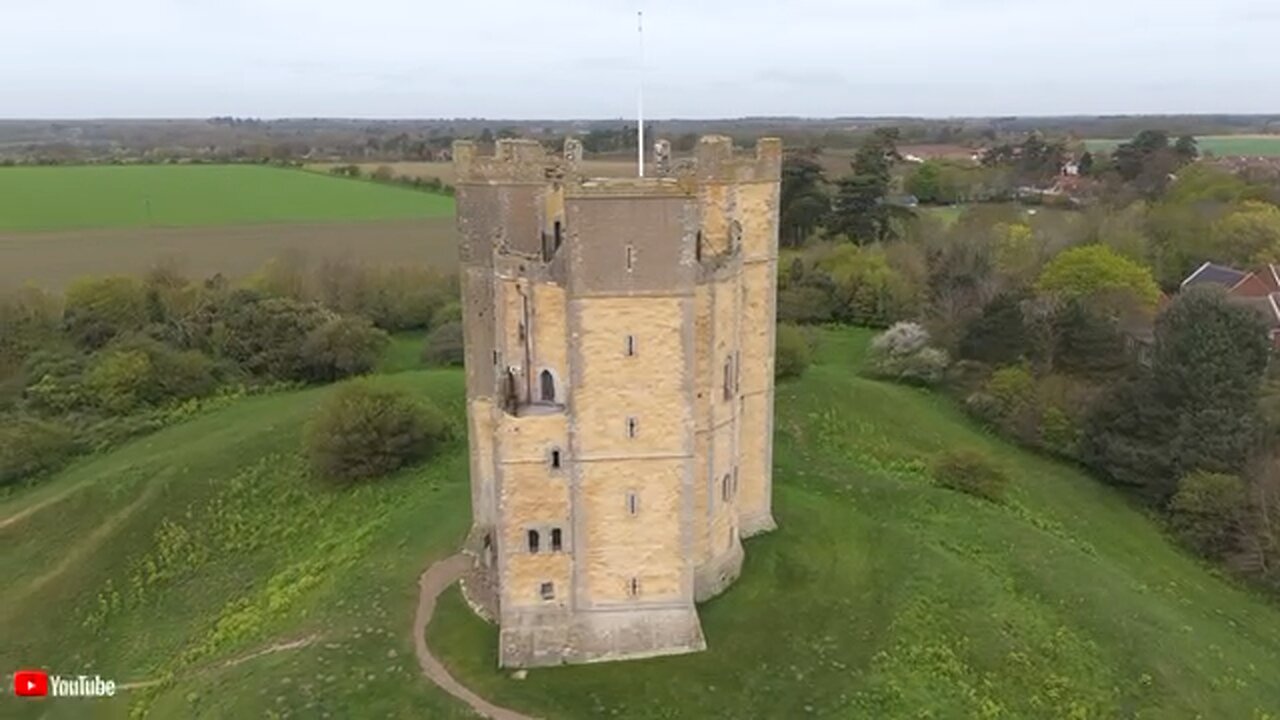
[3,328,1279,719]
[430,329,1280,719]
[0,371,475,719]
[0,165,453,232]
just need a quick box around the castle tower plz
[455,136,780,668]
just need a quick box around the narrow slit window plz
[627,417,638,438]
[551,528,563,552]
[627,492,639,516]
[733,467,739,497]
[625,335,636,357]
[553,220,563,249]
[723,358,733,401]
[518,322,526,341]
[625,245,635,271]
[540,370,556,403]
[628,577,640,598]
[493,350,499,366]
[550,448,561,469]
[734,351,741,392]
[722,474,731,502]
[540,582,555,600]
[695,231,703,261]
[527,529,540,554]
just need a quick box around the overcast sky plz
[3,0,1278,119]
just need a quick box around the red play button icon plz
[14,670,48,697]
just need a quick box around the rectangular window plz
[554,220,563,249]
[722,474,731,502]
[527,530,540,554]
[551,528,563,552]
[627,417,638,438]
[626,245,634,271]
[625,335,636,357]
[695,231,703,262]
[518,322,526,341]
[540,582,555,601]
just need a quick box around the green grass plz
[376,331,428,374]
[0,165,454,232]
[431,328,1280,719]
[1084,135,1280,157]
[4,328,1280,718]
[0,370,475,719]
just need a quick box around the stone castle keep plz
[454,135,780,668]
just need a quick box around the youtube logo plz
[14,670,48,697]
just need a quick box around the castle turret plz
[455,136,780,668]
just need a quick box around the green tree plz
[779,150,830,247]
[1083,288,1269,500]
[959,291,1030,365]
[1035,245,1161,311]
[817,244,919,326]
[1051,299,1130,377]
[905,161,943,203]
[1213,201,1280,265]
[829,128,912,243]
[1174,135,1200,163]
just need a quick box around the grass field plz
[0,165,453,233]
[1084,134,1280,157]
[0,164,460,291]
[3,329,1280,718]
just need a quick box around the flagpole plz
[637,9,645,178]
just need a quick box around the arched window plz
[527,530,540,554]
[540,370,555,403]
[722,474,732,502]
[551,528,563,552]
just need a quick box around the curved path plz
[413,554,538,720]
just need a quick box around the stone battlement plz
[453,135,781,187]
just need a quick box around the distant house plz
[1179,262,1280,347]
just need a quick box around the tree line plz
[777,126,1280,596]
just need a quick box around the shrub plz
[777,286,835,324]
[422,322,465,367]
[85,349,154,413]
[0,417,75,487]
[866,322,949,385]
[431,300,463,329]
[214,295,337,380]
[22,350,90,414]
[63,276,148,348]
[1170,471,1248,559]
[306,383,451,484]
[932,449,1009,503]
[775,324,812,379]
[301,316,390,382]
